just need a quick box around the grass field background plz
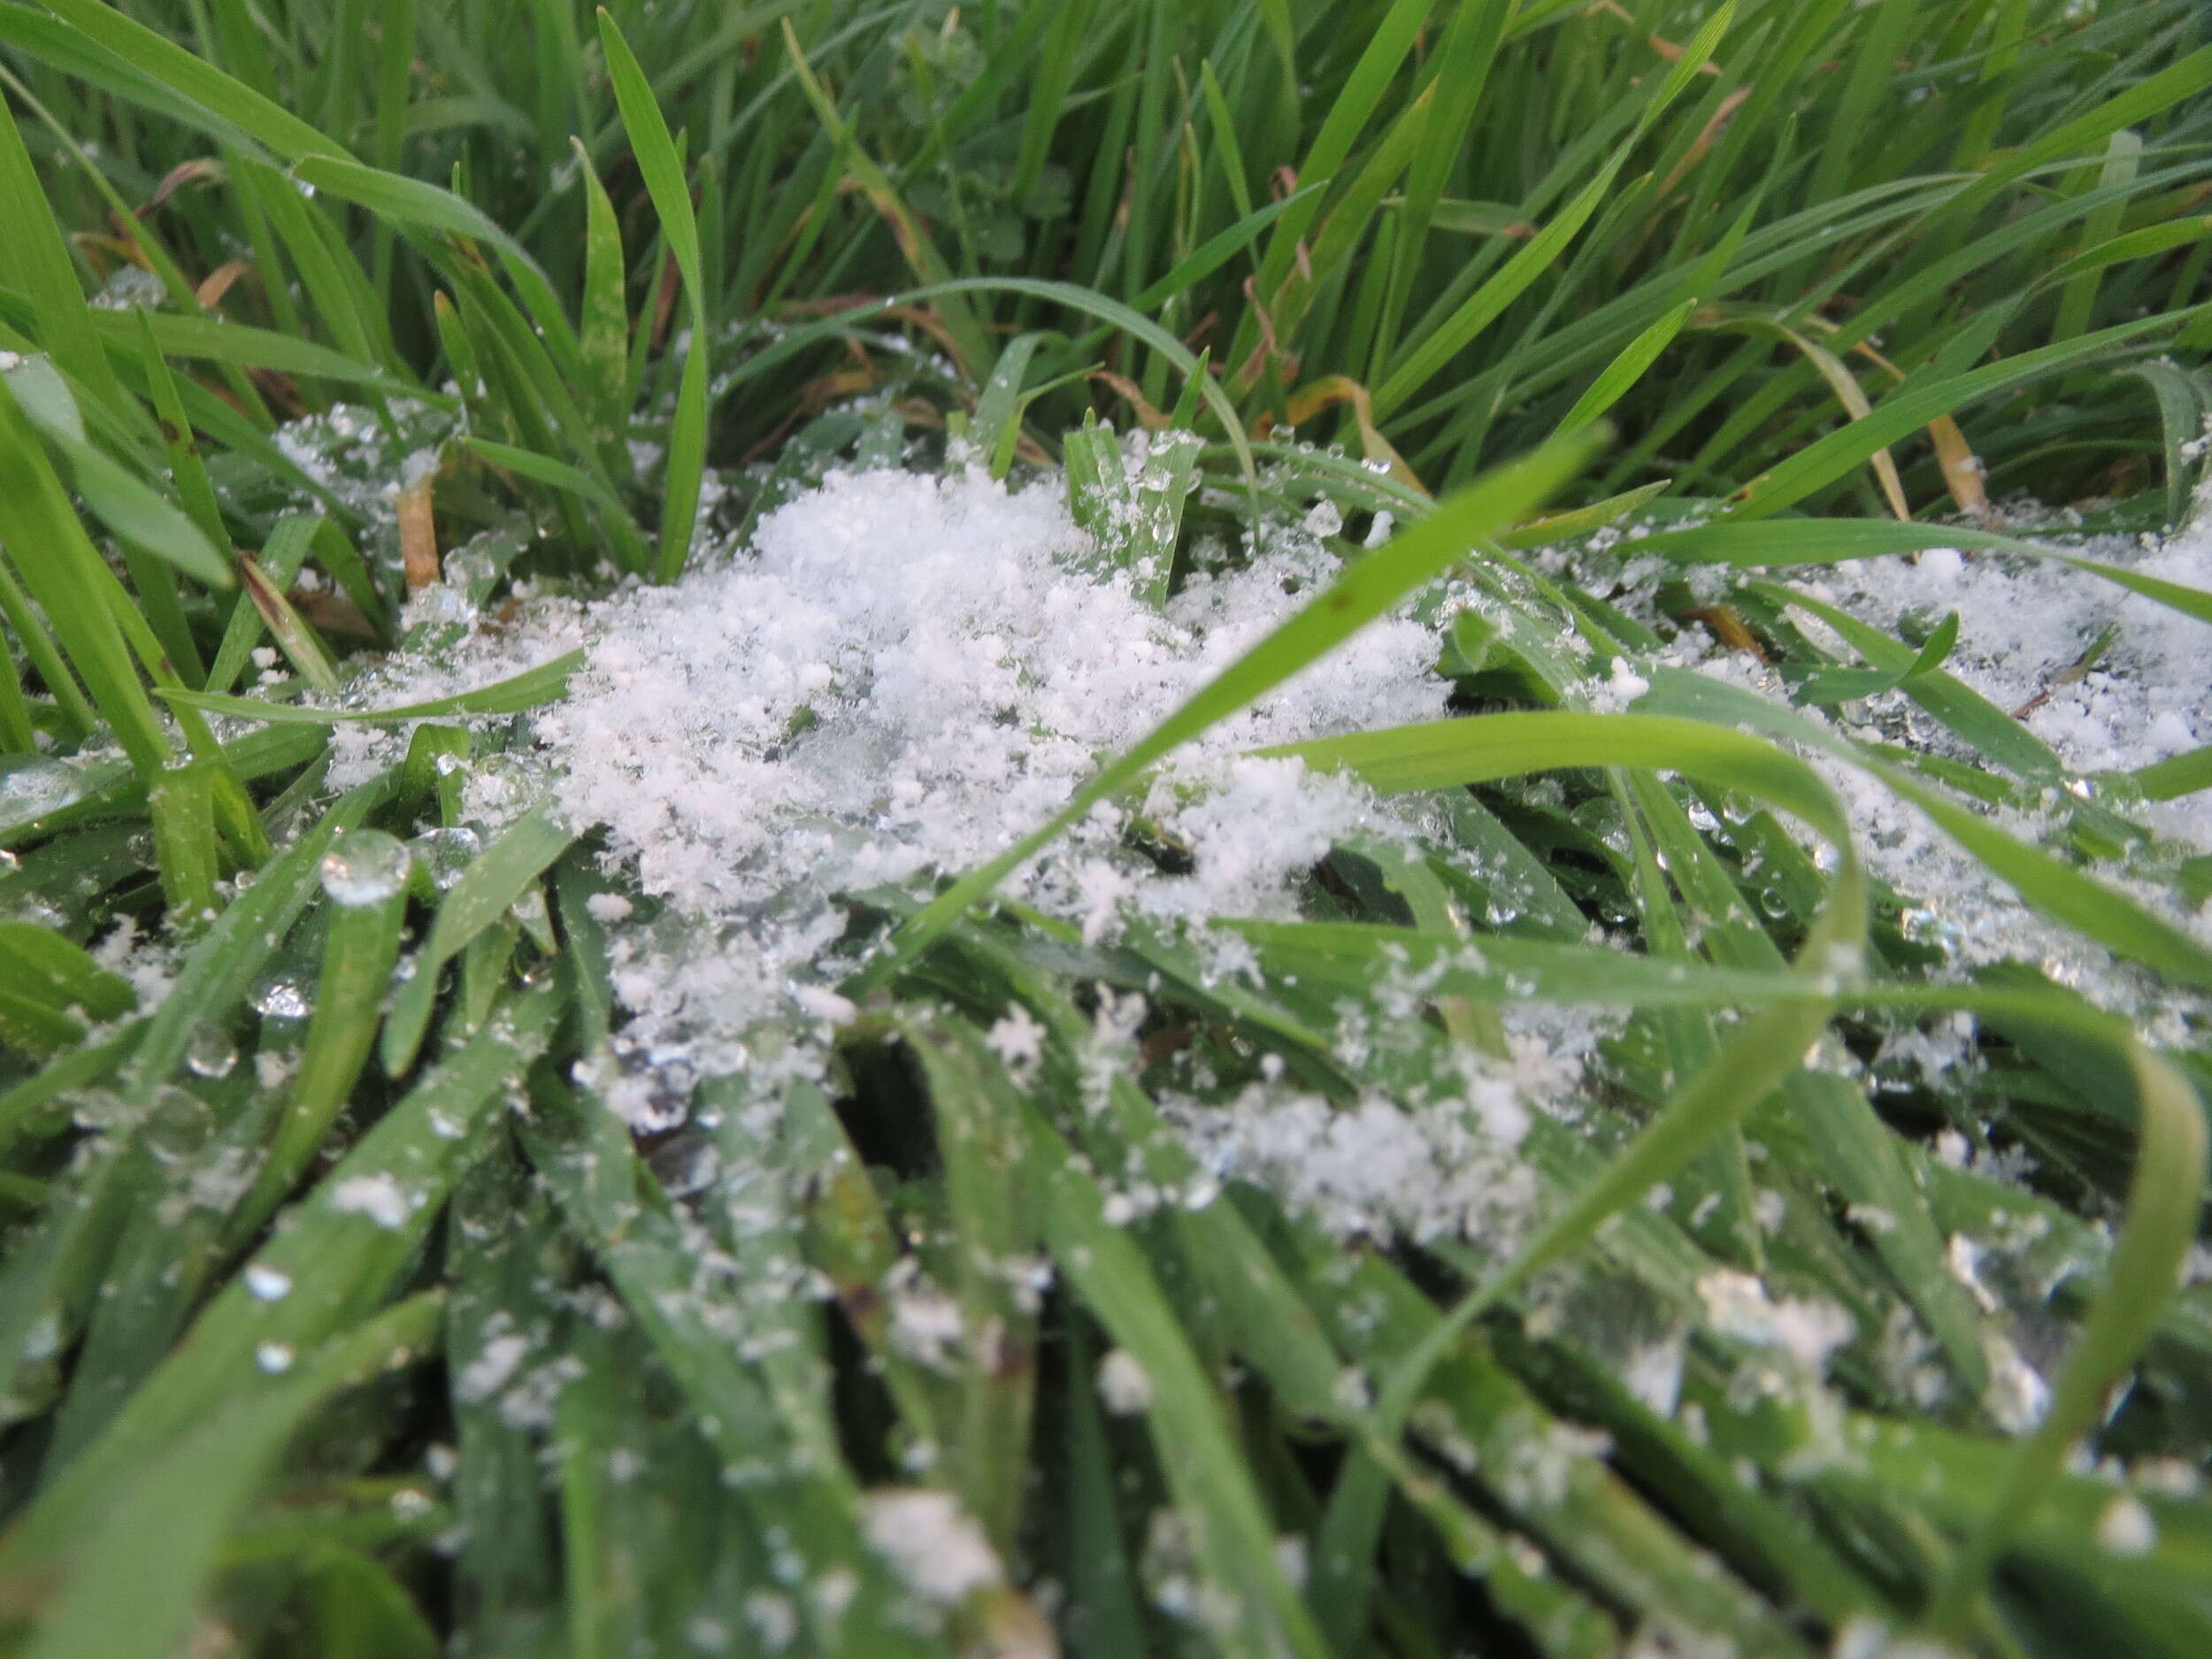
[2,2,2212,1655]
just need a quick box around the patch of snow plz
[2095,1494,2157,1557]
[1696,1269,1853,1371]
[860,1489,1004,1603]
[327,464,1441,1099]
[1095,1348,1153,1414]
[328,1171,411,1229]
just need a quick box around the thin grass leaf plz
[24,1294,444,1659]
[380,807,579,1074]
[598,11,709,580]
[1927,1042,2208,1637]
[164,650,586,725]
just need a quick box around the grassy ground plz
[2,1,2211,1655]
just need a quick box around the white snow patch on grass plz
[407,465,1443,1079]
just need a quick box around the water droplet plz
[319,828,411,906]
[245,1264,293,1302]
[67,1087,135,1133]
[1756,887,1791,919]
[0,760,85,819]
[446,545,500,592]
[256,1342,296,1374]
[410,826,481,892]
[144,1086,212,1164]
[463,753,539,823]
[251,978,312,1021]
[185,1025,238,1079]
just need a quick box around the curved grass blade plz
[24,1294,444,1659]
[1924,1042,2208,1639]
[1631,517,2212,627]
[598,10,708,581]
[163,649,586,726]
[1726,309,2203,520]
[380,807,578,1075]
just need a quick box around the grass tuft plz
[0,4,2209,1656]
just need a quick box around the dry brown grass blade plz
[1656,86,1751,197]
[1089,370,1170,431]
[195,258,254,311]
[1852,339,1991,518]
[1232,273,1300,396]
[238,554,339,689]
[1695,309,1914,519]
[397,476,441,592]
[1588,1,1721,73]
[138,157,223,218]
[291,591,378,641]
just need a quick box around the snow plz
[1167,1084,1540,1250]
[1095,1348,1153,1414]
[1695,1269,1853,1371]
[2095,1494,2158,1557]
[859,1489,1004,1604]
[323,463,1439,1094]
[329,1171,411,1229]
[1552,486,2212,1019]
[253,432,2212,1417]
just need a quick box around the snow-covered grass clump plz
[414,465,1430,1098]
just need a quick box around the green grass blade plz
[597,12,707,580]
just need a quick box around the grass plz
[0,0,2210,1655]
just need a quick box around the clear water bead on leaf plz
[0,761,86,819]
[244,1264,293,1302]
[411,826,482,891]
[319,829,412,906]
[184,1025,238,1079]
[250,977,313,1021]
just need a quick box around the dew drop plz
[251,978,313,1021]
[256,1341,296,1374]
[0,761,85,818]
[319,828,412,906]
[144,1086,213,1164]
[245,1264,293,1302]
[412,826,482,890]
[185,1025,238,1079]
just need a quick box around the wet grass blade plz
[24,1294,444,1659]
[381,807,578,1074]
[598,11,708,581]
